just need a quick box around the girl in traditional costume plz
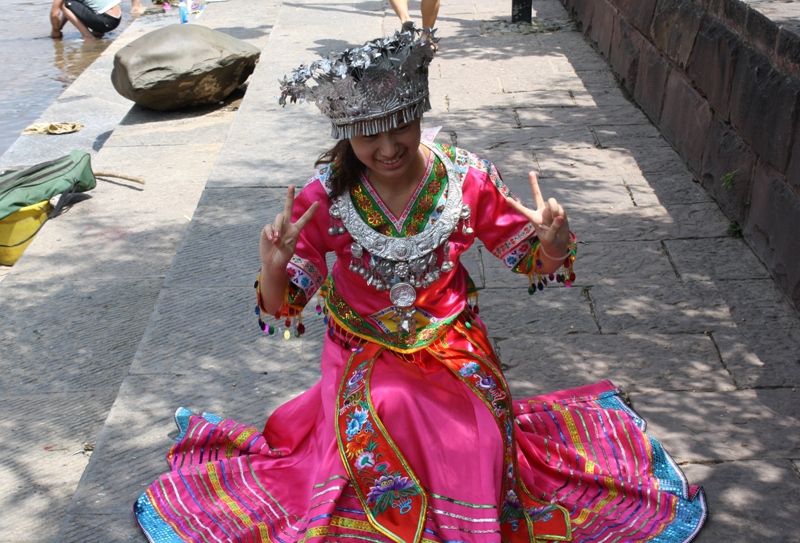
[134,28,707,543]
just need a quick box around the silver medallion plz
[389,282,417,308]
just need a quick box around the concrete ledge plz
[562,0,800,314]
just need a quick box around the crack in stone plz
[621,177,637,206]
[660,240,683,282]
[707,331,740,390]
[581,285,601,333]
[588,126,602,148]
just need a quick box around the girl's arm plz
[506,172,572,275]
[259,186,319,314]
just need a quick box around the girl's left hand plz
[506,171,571,257]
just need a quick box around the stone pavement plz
[1,0,799,541]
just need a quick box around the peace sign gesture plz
[260,185,319,273]
[506,171,571,263]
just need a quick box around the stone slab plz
[482,240,678,289]
[590,123,664,148]
[477,284,599,337]
[633,389,800,462]
[730,45,800,172]
[699,116,757,224]
[500,332,734,397]
[568,202,730,241]
[686,15,741,122]
[608,13,644,93]
[162,187,282,287]
[627,172,714,205]
[64,371,321,516]
[56,511,142,543]
[128,286,323,375]
[664,238,772,282]
[633,37,670,123]
[713,324,800,388]
[591,281,734,334]
[516,103,651,127]
[0,280,161,395]
[659,70,712,172]
[682,460,800,543]
[204,141,329,188]
[455,125,596,151]
[713,278,800,326]
[425,110,519,132]
[0,389,118,542]
[743,162,800,311]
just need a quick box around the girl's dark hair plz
[315,139,365,198]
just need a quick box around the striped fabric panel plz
[516,386,706,543]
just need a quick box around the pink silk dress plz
[134,142,707,543]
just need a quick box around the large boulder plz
[111,24,261,111]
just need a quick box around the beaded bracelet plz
[527,232,577,295]
[254,273,315,340]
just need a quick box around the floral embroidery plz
[305,163,334,196]
[355,451,376,468]
[287,255,325,300]
[337,353,425,533]
[349,145,449,238]
[346,408,374,439]
[365,474,419,514]
[527,504,557,523]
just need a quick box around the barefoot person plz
[133,27,707,543]
[50,0,121,40]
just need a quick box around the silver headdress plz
[278,27,438,139]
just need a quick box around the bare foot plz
[51,29,63,39]
[131,0,145,14]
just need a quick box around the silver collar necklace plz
[328,141,473,325]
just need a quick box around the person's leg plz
[131,0,145,14]
[388,0,411,25]
[60,0,97,40]
[420,0,440,29]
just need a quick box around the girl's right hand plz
[260,186,319,272]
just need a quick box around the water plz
[0,0,134,156]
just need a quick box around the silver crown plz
[278,26,438,139]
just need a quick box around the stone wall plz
[560,0,800,313]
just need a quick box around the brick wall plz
[561,0,800,313]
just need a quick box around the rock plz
[111,24,261,111]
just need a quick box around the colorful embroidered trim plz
[429,316,572,542]
[356,149,437,235]
[518,232,578,295]
[323,277,458,353]
[336,342,429,543]
[254,272,313,340]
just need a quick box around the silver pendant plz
[389,282,417,308]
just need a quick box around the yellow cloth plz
[22,122,84,135]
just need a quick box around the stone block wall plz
[560,0,800,313]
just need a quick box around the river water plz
[0,0,135,157]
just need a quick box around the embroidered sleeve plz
[464,152,577,293]
[466,153,536,264]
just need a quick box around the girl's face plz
[349,117,423,186]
